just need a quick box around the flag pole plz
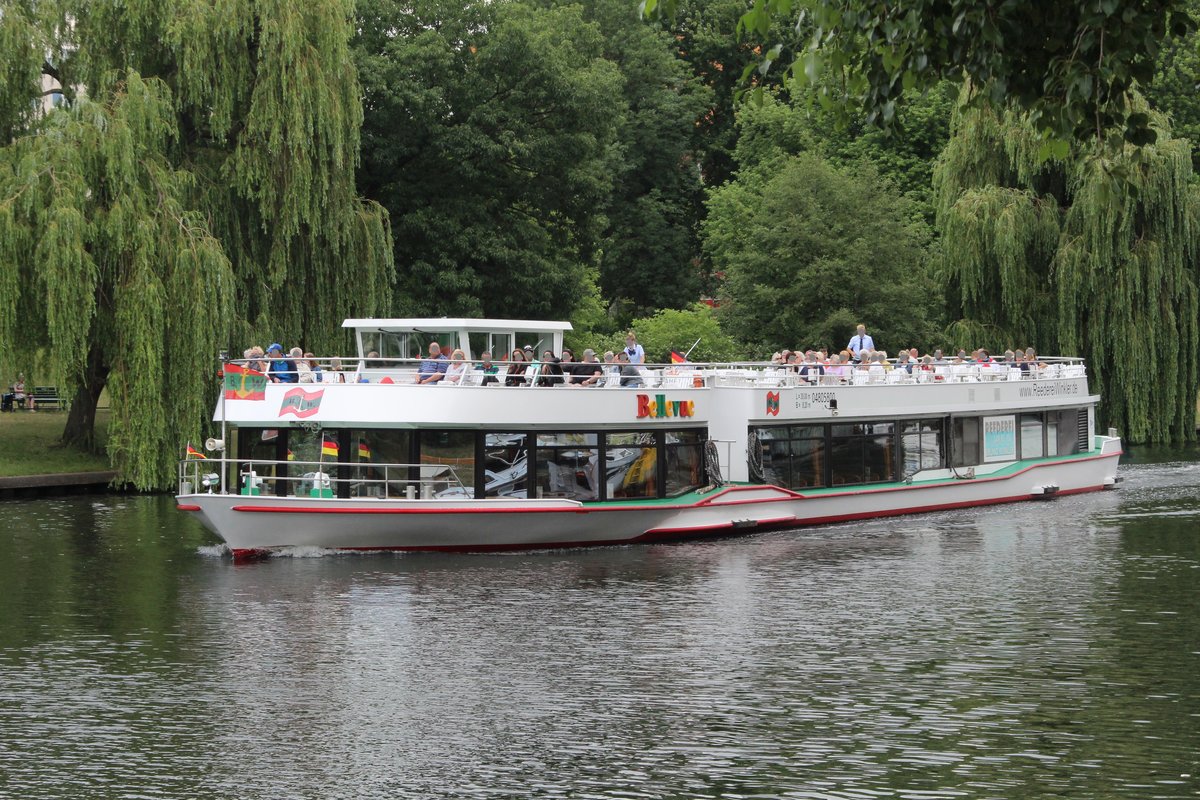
[683,337,702,360]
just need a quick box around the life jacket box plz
[240,487,261,496]
[310,487,334,498]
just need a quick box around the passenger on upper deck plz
[444,349,469,384]
[616,351,643,387]
[799,352,825,383]
[537,350,564,386]
[848,324,875,363]
[266,343,297,383]
[505,348,527,386]
[623,333,645,365]
[327,357,347,383]
[477,351,500,385]
[417,342,449,384]
[243,346,267,374]
[293,348,314,383]
[570,349,603,386]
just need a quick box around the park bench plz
[31,386,62,410]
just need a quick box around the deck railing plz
[179,456,469,499]
[224,355,1088,389]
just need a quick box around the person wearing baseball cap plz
[266,343,298,383]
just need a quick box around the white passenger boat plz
[177,318,1123,559]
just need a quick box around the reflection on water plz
[1,447,1198,799]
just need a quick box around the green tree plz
[704,99,939,355]
[1146,1,1200,171]
[935,96,1199,442]
[0,0,393,488]
[577,0,713,316]
[355,0,623,320]
[607,304,743,363]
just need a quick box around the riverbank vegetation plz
[1,0,1198,488]
[0,410,110,477]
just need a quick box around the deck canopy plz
[343,318,573,362]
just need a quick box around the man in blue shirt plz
[847,324,875,363]
[417,342,449,384]
[266,343,298,383]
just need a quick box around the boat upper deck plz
[217,356,1095,430]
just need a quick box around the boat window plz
[405,331,457,362]
[951,417,982,467]
[354,430,412,498]
[750,424,826,489]
[535,439,599,501]
[901,419,944,474]
[515,331,547,352]
[359,331,380,360]
[379,332,406,361]
[829,423,895,485]
[489,333,512,360]
[606,432,657,499]
[483,433,529,498]
[420,430,475,498]
[664,429,706,495]
[1054,409,1083,455]
[537,432,599,447]
[1020,413,1045,459]
[790,435,825,488]
[664,429,705,445]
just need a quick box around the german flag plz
[321,437,339,458]
[186,443,207,459]
[358,439,371,460]
[670,350,688,364]
[287,449,296,461]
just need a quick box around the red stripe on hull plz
[223,484,1109,560]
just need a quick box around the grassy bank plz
[0,409,111,476]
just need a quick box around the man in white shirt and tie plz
[848,324,875,362]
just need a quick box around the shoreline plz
[0,471,122,500]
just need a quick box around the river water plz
[1,446,1197,799]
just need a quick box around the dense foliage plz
[648,0,1193,148]
[2,0,1197,489]
[0,0,393,487]
[705,99,939,355]
[935,96,1199,442]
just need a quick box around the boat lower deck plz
[179,444,1122,558]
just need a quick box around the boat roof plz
[342,318,573,333]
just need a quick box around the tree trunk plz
[61,343,109,453]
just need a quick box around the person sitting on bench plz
[3,374,32,411]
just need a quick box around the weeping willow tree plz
[935,94,1199,443]
[0,0,393,488]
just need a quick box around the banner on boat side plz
[766,391,781,416]
[983,414,1016,462]
[278,387,325,418]
[636,394,695,419]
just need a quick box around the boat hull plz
[178,445,1121,558]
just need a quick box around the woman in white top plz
[444,349,469,384]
